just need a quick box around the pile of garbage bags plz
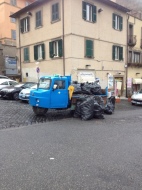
[73,95,115,121]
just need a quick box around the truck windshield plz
[38,78,51,89]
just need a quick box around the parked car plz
[131,89,142,105]
[0,75,9,79]
[0,79,18,90]
[0,82,37,100]
[19,84,37,102]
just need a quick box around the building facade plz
[0,0,34,78]
[11,0,130,96]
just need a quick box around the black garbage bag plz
[80,96,94,120]
[90,82,102,95]
[94,96,105,111]
[104,96,115,115]
[94,102,105,119]
[73,101,82,118]
[71,83,82,94]
[81,83,93,95]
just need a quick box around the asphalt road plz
[0,99,142,189]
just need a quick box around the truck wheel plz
[32,106,48,115]
[13,92,19,100]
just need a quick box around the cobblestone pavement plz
[0,98,142,130]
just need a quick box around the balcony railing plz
[128,35,137,46]
[128,62,142,67]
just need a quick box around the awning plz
[133,78,142,84]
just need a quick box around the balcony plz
[128,62,142,67]
[128,35,137,47]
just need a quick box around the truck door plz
[50,79,68,108]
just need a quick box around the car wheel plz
[13,93,19,100]
[32,106,48,116]
[131,103,135,105]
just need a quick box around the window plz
[20,17,30,33]
[113,13,123,31]
[9,81,17,86]
[24,47,29,61]
[129,51,132,63]
[1,82,8,85]
[112,46,123,61]
[36,11,42,28]
[11,30,16,39]
[133,52,140,63]
[49,39,62,58]
[10,12,16,23]
[54,80,65,89]
[85,39,93,58]
[52,3,59,22]
[10,0,16,6]
[82,1,96,22]
[34,44,45,60]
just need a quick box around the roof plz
[10,0,130,18]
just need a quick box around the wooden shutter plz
[119,16,123,31]
[119,47,123,60]
[49,42,54,58]
[20,19,24,33]
[82,1,86,20]
[27,17,30,31]
[92,5,97,22]
[112,13,115,29]
[34,45,38,60]
[112,45,115,60]
[58,39,63,57]
[86,40,93,57]
[42,44,45,59]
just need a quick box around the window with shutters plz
[112,13,123,31]
[34,44,45,60]
[49,39,63,58]
[112,46,123,61]
[133,52,140,63]
[10,0,16,6]
[20,17,30,33]
[85,39,94,58]
[82,1,97,23]
[36,10,42,28]
[52,3,59,22]
[11,30,16,40]
[24,47,29,61]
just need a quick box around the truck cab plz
[29,75,71,115]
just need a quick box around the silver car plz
[131,89,142,105]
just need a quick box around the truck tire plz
[32,106,48,115]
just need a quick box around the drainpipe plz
[18,18,22,82]
[126,14,129,98]
[62,0,65,76]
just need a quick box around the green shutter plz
[119,16,123,31]
[92,5,97,22]
[86,40,93,58]
[49,42,54,58]
[119,47,123,60]
[112,45,115,60]
[112,13,115,29]
[58,39,63,57]
[20,19,24,33]
[24,48,29,61]
[42,44,45,59]
[24,48,26,61]
[27,17,30,31]
[82,1,86,20]
[34,46,38,60]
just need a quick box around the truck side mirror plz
[53,84,58,90]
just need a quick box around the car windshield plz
[38,78,51,89]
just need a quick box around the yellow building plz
[11,0,130,96]
[126,15,142,95]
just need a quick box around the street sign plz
[36,67,40,73]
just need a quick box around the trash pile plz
[72,82,115,121]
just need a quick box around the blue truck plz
[29,75,108,115]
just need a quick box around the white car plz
[131,89,142,105]
[19,84,37,101]
[0,79,18,90]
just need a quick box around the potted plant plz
[115,95,121,103]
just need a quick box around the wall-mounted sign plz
[127,78,132,88]
[108,75,114,89]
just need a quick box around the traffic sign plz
[36,67,40,73]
